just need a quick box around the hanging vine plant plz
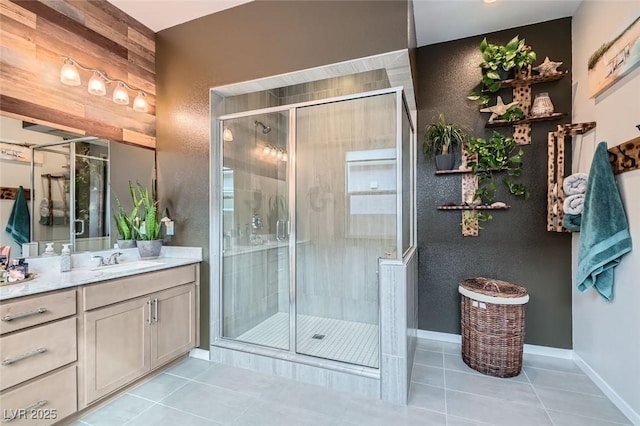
[465,131,529,207]
[468,35,537,107]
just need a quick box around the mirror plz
[0,114,155,257]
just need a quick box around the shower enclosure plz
[30,137,110,253]
[212,87,416,401]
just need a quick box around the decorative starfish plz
[480,96,519,122]
[533,57,563,75]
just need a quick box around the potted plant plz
[465,131,529,212]
[468,36,537,106]
[423,113,469,170]
[112,182,142,248]
[499,105,525,122]
[132,181,163,259]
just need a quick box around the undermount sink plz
[91,260,165,273]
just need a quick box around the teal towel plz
[563,213,581,232]
[577,142,632,301]
[5,186,30,246]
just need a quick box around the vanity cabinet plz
[0,289,78,425]
[81,265,198,405]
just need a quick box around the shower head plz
[254,120,271,134]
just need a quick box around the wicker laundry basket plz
[459,277,529,378]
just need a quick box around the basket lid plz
[460,277,528,298]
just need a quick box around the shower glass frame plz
[211,87,415,372]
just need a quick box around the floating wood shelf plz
[498,71,568,89]
[437,204,510,211]
[435,169,473,175]
[481,67,568,145]
[435,167,507,175]
[486,113,567,128]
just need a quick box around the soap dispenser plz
[60,244,72,272]
[43,242,56,256]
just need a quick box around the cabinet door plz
[83,295,151,404]
[151,283,196,368]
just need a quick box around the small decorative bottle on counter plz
[60,244,72,272]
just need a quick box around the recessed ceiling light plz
[482,0,497,3]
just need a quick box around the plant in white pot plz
[423,113,469,170]
[132,181,163,259]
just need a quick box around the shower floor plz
[237,312,379,368]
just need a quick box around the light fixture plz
[223,128,234,142]
[133,91,148,113]
[482,0,497,3]
[59,56,148,113]
[60,58,80,86]
[87,71,106,96]
[112,82,129,105]
[260,144,287,162]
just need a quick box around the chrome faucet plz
[92,252,123,267]
[108,252,123,265]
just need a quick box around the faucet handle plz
[91,255,107,267]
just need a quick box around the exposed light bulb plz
[270,148,277,158]
[282,153,288,162]
[112,82,129,105]
[87,71,106,96]
[277,151,283,160]
[133,91,148,112]
[263,146,271,156]
[223,128,234,142]
[60,59,81,86]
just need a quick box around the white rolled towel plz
[563,173,588,195]
[563,193,585,215]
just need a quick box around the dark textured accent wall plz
[416,18,573,348]
[156,1,412,348]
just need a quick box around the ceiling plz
[108,0,582,46]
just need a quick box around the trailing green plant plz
[423,113,470,158]
[499,105,525,122]
[465,131,529,206]
[461,210,493,231]
[132,181,161,240]
[468,35,537,105]
[112,182,142,240]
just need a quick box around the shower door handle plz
[276,220,289,241]
[74,219,85,236]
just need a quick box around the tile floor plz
[73,338,632,426]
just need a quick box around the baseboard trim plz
[417,329,461,344]
[573,353,640,425]
[189,348,210,361]
[416,330,573,359]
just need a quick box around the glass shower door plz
[31,138,110,253]
[294,93,398,368]
[220,112,291,350]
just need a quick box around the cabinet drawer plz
[0,318,77,390]
[0,366,77,426]
[83,265,196,310]
[1,290,76,335]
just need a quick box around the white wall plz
[572,1,640,421]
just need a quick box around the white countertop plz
[0,246,203,301]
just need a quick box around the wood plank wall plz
[0,0,156,149]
